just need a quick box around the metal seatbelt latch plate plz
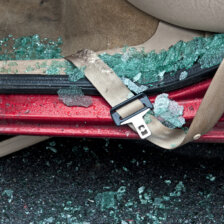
[110,93,153,139]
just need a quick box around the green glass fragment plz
[49,141,56,147]
[40,62,47,68]
[46,146,57,153]
[99,33,224,85]
[1,33,224,88]
[25,65,35,72]
[43,217,54,223]
[153,93,185,129]
[0,34,62,61]
[2,189,13,203]
[83,146,89,152]
[206,174,216,182]
[66,64,85,83]
[116,186,126,201]
[8,61,18,66]
[95,191,117,211]
[121,221,128,224]
[0,67,9,73]
[45,61,63,75]
[57,86,92,108]
[164,180,171,185]
[138,186,145,194]
[179,71,188,80]
[121,77,148,94]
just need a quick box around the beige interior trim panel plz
[128,0,224,33]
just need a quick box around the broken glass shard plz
[57,86,92,108]
[179,71,188,81]
[153,93,185,129]
[95,191,117,211]
[121,77,148,94]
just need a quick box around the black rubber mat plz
[0,63,219,95]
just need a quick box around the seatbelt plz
[66,49,224,149]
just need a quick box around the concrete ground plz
[0,137,223,224]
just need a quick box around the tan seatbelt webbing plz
[0,136,50,157]
[67,50,224,149]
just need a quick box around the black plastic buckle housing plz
[110,93,153,126]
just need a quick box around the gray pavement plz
[0,137,223,224]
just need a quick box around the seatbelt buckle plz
[110,93,153,139]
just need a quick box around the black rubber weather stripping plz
[0,63,219,96]
[0,75,99,95]
[144,63,219,95]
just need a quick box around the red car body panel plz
[0,78,223,143]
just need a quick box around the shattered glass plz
[95,186,127,212]
[0,34,62,61]
[144,93,185,129]
[206,174,216,182]
[2,189,13,203]
[144,93,185,128]
[153,94,185,129]
[1,33,223,112]
[0,137,221,223]
[179,71,188,81]
[100,33,224,85]
[1,33,224,87]
[57,86,92,108]
[95,191,117,211]
[121,77,148,94]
